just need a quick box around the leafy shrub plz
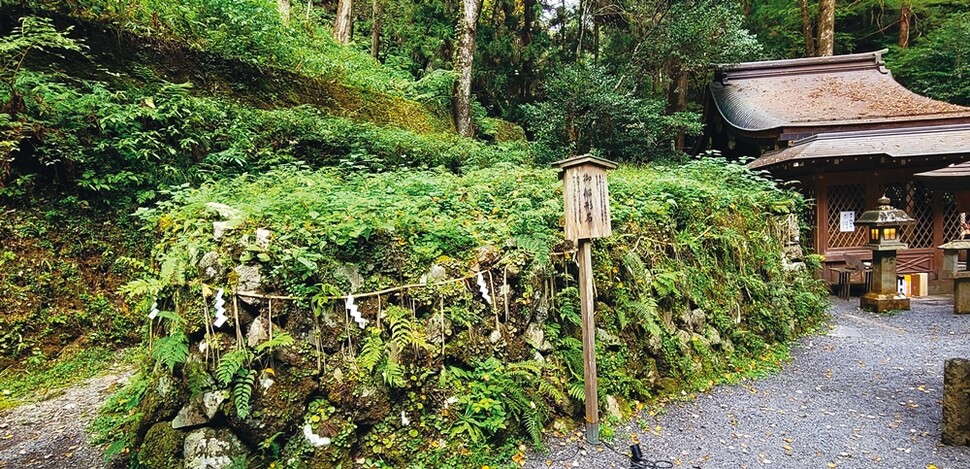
[522,62,702,164]
[0,69,530,202]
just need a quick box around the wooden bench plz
[832,253,872,300]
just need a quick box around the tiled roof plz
[711,50,970,135]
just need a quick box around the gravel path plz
[526,296,970,469]
[0,368,132,469]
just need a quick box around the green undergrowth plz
[95,158,828,467]
[0,204,146,370]
[1,68,528,202]
[10,0,414,97]
[0,346,133,411]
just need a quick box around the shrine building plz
[700,50,970,290]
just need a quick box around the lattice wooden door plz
[826,184,867,248]
[943,191,963,242]
[881,181,933,248]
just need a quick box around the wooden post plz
[554,154,617,445]
[577,239,598,443]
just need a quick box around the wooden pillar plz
[932,189,945,277]
[816,175,830,280]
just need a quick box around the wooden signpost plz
[554,154,617,445]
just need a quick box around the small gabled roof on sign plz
[710,49,970,137]
[552,154,619,171]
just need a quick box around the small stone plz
[173,402,208,430]
[205,202,241,220]
[259,369,275,391]
[157,375,173,397]
[255,229,271,249]
[605,395,623,419]
[489,330,502,344]
[199,252,223,280]
[201,391,228,419]
[212,222,229,241]
[426,264,447,282]
[247,316,269,348]
[235,265,262,292]
[524,323,545,350]
[183,427,247,469]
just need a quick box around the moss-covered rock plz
[136,422,185,468]
[136,373,190,437]
[224,366,318,448]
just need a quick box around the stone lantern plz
[856,195,915,313]
[940,239,970,314]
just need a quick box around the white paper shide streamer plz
[476,272,492,305]
[148,299,159,320]
[346,295,367,329]
[213,288,228,328]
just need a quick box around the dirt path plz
[0,368,132,469]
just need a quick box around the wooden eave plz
[747,124,970,175]
[915,161,970,191]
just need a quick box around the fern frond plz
[357,330,384,373]
[114,256,151,273]
[567,381,586,401]
[381,353,405,388]
[538,380,565,403]
[389,312,414,348]
[620,249,649,286]
[231,369,256,418]
[524,407,545,447]
[506,361,542,381]
[254,331,295,353]
[118,277,164,298]
[407,323,434,352]
[216,349,254,386]
[152,331,189,373]
[155,310,181,323]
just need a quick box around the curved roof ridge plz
[715,49,889,83]
[709,50,970,136]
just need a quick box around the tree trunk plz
[898,1,911,49]
[305,0,313,22]
[817,0,836,56]
[666,70,689,151]
[576,0,585,60]
[593,13,599,63]
[334,0,353,44]
[454,0,480,137]
[798,0,816,56]
[371,0,383,59]
[520,0,535,103]
[278,0,291,22]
